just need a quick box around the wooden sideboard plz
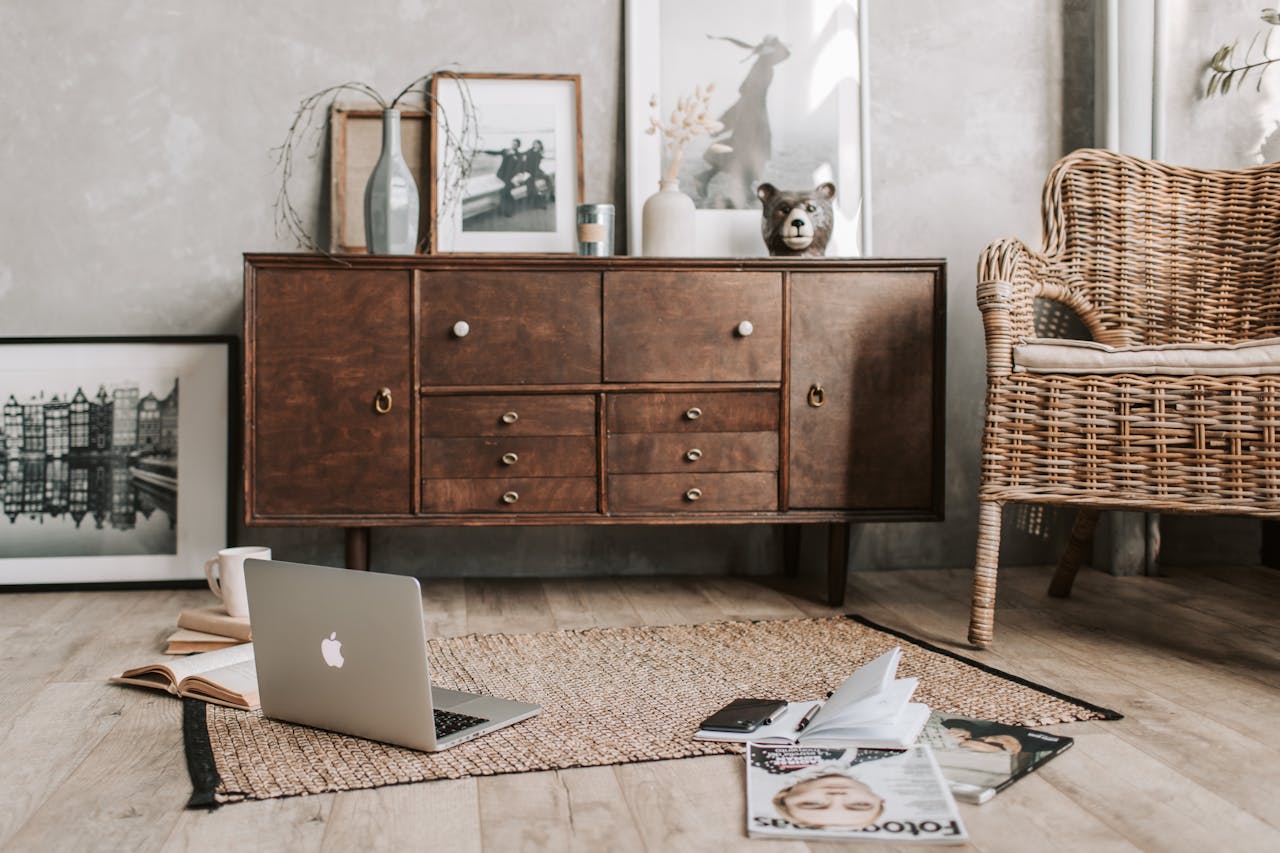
[243,254,946,604]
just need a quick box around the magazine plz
[746,743,967,843]
[918,712,1074,804]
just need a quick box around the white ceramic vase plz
[364,109,419,254]
[641,179,696,256]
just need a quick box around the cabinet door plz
[789,271,941,511]
[248,267,412,517]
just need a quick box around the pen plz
[794,704,821,734]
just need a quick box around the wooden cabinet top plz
[244,253,946,273]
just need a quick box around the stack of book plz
[164,606,252,654]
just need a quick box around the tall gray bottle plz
[363,109,419,254]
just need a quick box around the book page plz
[119,641,255,684]
[808,647,900,729]
[808,678,917,733]
[181,657,260,710]
[159,642,255,683]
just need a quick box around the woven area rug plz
[184,614,1120,807]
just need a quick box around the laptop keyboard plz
[434,708,489,738]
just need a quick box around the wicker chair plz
[969,148,1280,647]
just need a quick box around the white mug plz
[203,546,270,618]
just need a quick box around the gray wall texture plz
[0,1,1257,578]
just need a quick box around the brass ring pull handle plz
[373,388,393,414]
[807,384,826,408]
[684,487,703,502]
[685,407,702,421]
[501,452,519,466]
[685,448,703,462]
[502,490,520,504]
[501,411,519,425]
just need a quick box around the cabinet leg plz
[781,525,802,577]
[826,522,851,607]
[345,528,370,571]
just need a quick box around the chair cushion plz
[1012,337,1280,375]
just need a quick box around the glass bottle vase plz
[363,109,419,254]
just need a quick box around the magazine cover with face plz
[746,744,968,843]
[918,711,1074,804]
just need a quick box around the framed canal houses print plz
[0,337,234,585]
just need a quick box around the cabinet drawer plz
[424,436,596,478]
[423,477,597,513]
[608,473,778,513]
[607,432,777,474]
[607,392,779,434]
[603,271,782,381]
[423,395,596,437]
[420,270,601,385]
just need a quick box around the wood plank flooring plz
[1,563,1277,852]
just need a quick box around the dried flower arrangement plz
[645,84,724,183]
[272,68,477,253]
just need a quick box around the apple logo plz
[320,632,345,668]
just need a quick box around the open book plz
[112,642,259,711]
[747,743,967,843]
[918,712,1073,804]
[695,647,929,749]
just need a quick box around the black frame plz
[0,336,238,589]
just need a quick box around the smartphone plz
[699,698,788,733]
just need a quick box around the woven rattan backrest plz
[1041,148,1280,345]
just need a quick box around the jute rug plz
[184,614,1120,807]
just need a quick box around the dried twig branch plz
[271,69,477,254]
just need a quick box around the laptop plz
[244,559,541,752]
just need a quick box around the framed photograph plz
[328,103,430,254]
[430,72,584,253]
[625,0,869,257]
[0,337,235,586]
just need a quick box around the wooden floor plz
[1,562,1278,852]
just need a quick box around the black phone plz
[699,698,789,733]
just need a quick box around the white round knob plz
[452,320,470,338]
[737,320,754,337]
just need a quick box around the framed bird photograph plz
[625,0,868,257]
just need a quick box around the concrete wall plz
[2,0,1203,579]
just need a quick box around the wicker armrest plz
[976,238,1112,378]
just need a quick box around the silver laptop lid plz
[244,559,438,751]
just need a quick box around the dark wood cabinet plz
[244,255,945,603]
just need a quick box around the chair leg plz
[968,501,1003,648]
[1048,508,1100,598]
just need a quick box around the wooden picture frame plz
[0,337,236,586]
[328,103,430,254]
[429,73,584,253]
